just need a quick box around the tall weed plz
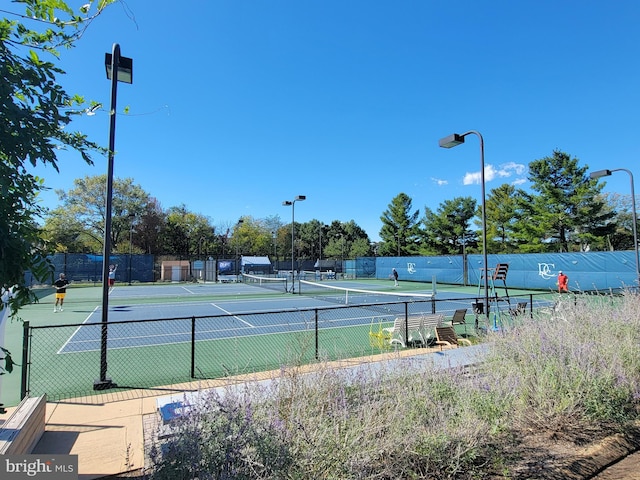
[150,292,640,479]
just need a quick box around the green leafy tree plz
[379,193,420,256]
[1,0,115,312]
[231,216,274,257]
[527,150,609,252]
[420,197,477,255]
[584,192,626,251]
[297,220,323,262]
[321,220,371,260]
[43,175,152,253]
[164,205,216,256]
[135,197,167,255]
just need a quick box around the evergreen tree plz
[483,184,525,253]
[379,193,420,256]
[421,197,477,255]
[527,150,609,252]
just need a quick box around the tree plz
[231,216,274,257]
[527,150,609,252]
[135,197,166,255]
[1,1,115,311]
[43,175,152,253]
[585,192,626,251]
[379,193,420,256]
[320,220,372,260]
[164,205,216,256]
[420,197,477,255]
[483,184,526,253]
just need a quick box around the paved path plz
[9,345,481,478]
[4,343,637,480]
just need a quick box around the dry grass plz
[148,292,640,479]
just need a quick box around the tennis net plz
[241,273,288,293]
[298,279,435,306]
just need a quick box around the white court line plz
[58,305,100,354]
[181,286,196,294]
[211,303,254,327]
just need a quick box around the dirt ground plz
[489,424,640,480]
[98,424,640,479]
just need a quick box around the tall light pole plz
[335,233,346,277]
[340,234,345,274]
[95,44,133,391]
[439,131,489,320]
[282,195,306,292]
[590,168,640,286]
[234,219,244,281]
[128,214,135,286]
[272,231,277,273]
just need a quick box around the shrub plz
[149,292,640,479]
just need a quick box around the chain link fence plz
[21,293,552,402]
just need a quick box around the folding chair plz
[435,326,472,350]
[384,316,425,348]
[509,302,528,319]
[369,318,391,349]
[450,308,468,336]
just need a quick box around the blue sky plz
[25,0,640,241]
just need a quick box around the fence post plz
[404,303,409,343]
[315,309,319,360]
[20,321,30,399]
[191,316,196,378]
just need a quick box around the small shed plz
[241,256,272,275]
[161,260,190,282]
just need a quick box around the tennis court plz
[55,278,436,353]
[5,278,555,405]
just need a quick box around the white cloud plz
[431,177,448,186]
[462,162,527,185]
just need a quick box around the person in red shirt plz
[557,271,569,293]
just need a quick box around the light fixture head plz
[282,201,293,206]
[438,133,465,149]
[105,53,133,84]
[590,169,613,179]
[295,195,306,201]
[86,103,103,116]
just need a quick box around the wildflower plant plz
[150,292,640,479]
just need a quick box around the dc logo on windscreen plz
[538,263,555,279]
[406,263,416,274]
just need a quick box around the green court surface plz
[0,280,556,407]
